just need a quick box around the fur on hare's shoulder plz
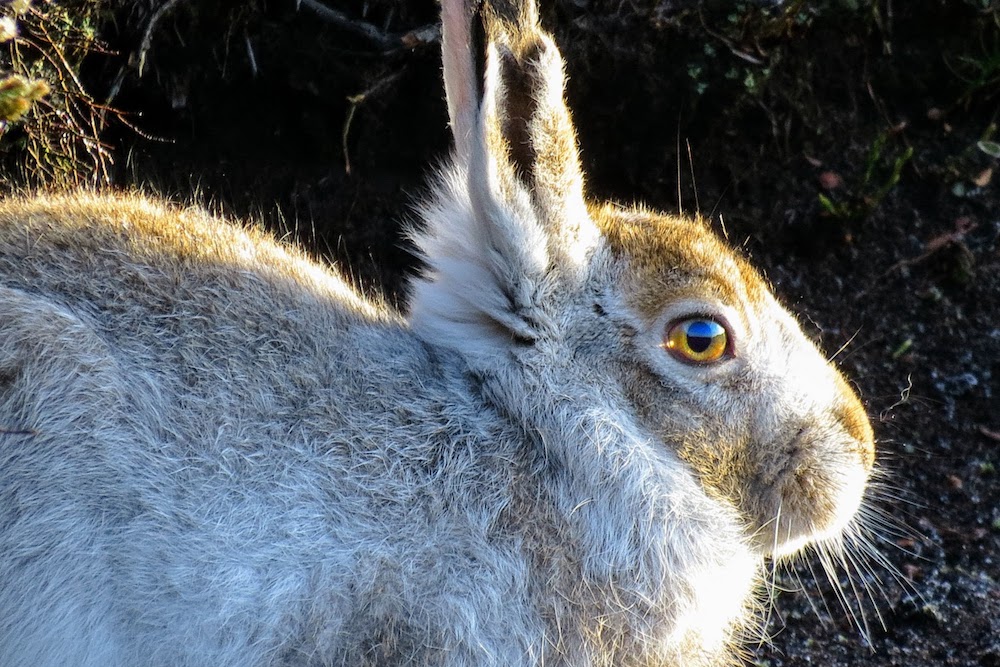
[0,0,876,665]
[0,190,386,319]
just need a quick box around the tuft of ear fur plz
[409,0,599,362]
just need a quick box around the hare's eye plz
[664,318,730,364]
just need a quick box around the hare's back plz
[0,191,398,428]
[0,191,401,468]
[0,191,465,484]
[0,191,384,323]
[0,193,530,665]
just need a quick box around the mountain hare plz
[0,0,875,664]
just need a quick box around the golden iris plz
[664,318,729,363]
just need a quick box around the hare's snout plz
[746,356,876,558]
[758,421,873,558]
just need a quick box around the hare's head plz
[410,0,874,559]
[588,204,875,557]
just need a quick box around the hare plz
[0,0,875,664]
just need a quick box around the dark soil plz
[18,0,1000,664]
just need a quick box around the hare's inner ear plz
[441,0,485,161]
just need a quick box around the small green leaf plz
[976,140,1000,159]
[891,338,913,359]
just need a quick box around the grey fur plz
[0,0,874,665]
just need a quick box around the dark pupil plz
[686,321,717,353]
[687,333,712,353]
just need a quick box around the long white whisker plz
[835,540,878,644]
[675,126,683,216]
[853,506,926,604]
[685,138,700,215]
[840,534,888,635]
[828,326,863,363]
[817,538,873,643]
[856,506,915,540]
[784,554,826,627]
[759,502,783,644]
[801,551,836,623]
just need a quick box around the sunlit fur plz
[0,0,877,665]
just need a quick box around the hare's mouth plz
[762,455,870,559]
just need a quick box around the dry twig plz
[299,0,439,52]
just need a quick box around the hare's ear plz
[440,0,482,162]
[410,0,600,361]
